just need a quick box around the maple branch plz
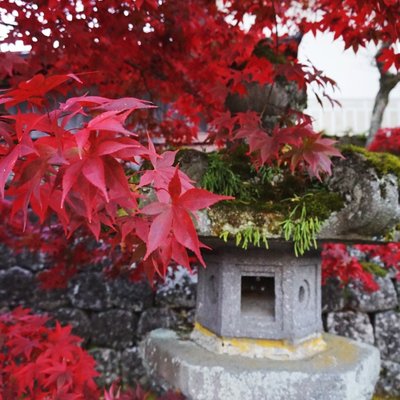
[366,44,400,145]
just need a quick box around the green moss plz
[198,149,345,245]
[300,191,344,221]
[341,145,400,181]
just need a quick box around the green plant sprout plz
[201,153,244,197]
[219,226,269,250]
[281,196,323,256]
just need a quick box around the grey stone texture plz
[375,359,400,398]
[0,244,16,268]
[141,329,380,400]
[68,272,111,310]
[326,311,374,345]
[137,307,178,337]
[375,310,400,363]
[197,241,322,341]
[321,277,346,312]
[52,307,91,342]
[91,310,138,349]
[155,267,197,309]
[395,279,400,298]
[0,266,36,307]
[34,288,69,311]
[121,347,149,387]
[89,348,121,387]
[347,276,398,312]
[319,152,400,241]
[16,250,47,272]
[108,277,154,312]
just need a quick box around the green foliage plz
[219,226,269,250]
[341,145,400,182]
[201,151,277,202]
[360,261,388,278]
[281,197,323,256]
[200,149,345,254]
[300,190,344,221]
[201,152,245,197]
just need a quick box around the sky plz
[299,31,400,100]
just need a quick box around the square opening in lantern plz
[240,275,275,319]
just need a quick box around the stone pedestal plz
[141,241,380,399]
[141,329,380,400]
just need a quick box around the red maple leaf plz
[284,130,343,179]
[141,170,232,265]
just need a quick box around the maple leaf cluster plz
[0,0,397,178]
[321,243,380,291]
[322,242,400,292]
[0,307,100,400]
[368,127,400,154]
[0,307,186,400]
[0,74,230,283]
[2,0,380,179]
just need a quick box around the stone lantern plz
[141,150,399,400]
[193,241,323,359]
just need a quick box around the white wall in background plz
[299,32,400,135]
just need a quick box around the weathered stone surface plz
[326,311,374,345]
[347,276,398,312]
[197,242,322,341]
[155,266,197,309]
[137,307,178,337]
[0,266,36,307]
[320,153,400,240]
[51,308,91,341]
[375,311,400,363]
[120,347,148,387]
[108,277,153,312]
[0,244,16,268]
[321,277,346,312]
[91,310,138,349]
[34,288,69,311]
[177,150,209,184]
[141,330,380,400]
[14,250,48,272]
[89,348,121,387]
[395,279,400,298]
[375,359,400,398]
[175,308,195,333]
[68,272,111,310]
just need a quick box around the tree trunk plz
[366,48,400,146]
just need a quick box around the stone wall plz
[1,244,399,397]
[323,276,400,398]
[0,245,196,390]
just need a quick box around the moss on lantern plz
[178,147,344,253]
[341,145,400,183]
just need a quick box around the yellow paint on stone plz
[194,322,327,359]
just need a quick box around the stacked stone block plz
[323,276,400,397]
[0,245,195,388]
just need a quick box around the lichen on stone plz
[341,145,400,183]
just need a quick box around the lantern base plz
[141,329,380,400]
[191,322,326,360]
